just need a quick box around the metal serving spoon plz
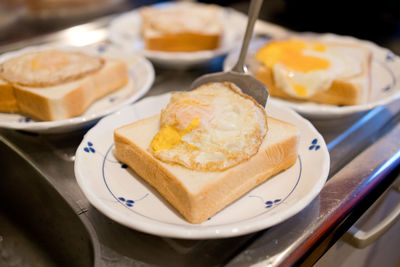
[190,0,268,107]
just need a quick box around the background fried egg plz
[0,49,104,87]
[141,3,222,35]
[150,82,268,171]
[256,40,362,98]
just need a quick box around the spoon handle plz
[232,0,263,73]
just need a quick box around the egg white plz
[151,82,268,171]
[273,43,363,98]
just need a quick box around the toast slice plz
[0,58,128,121]
[253,41,372,106]
[114,114,299,223]
[140,3,223,52]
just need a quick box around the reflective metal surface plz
[0,13,399,267]
[227,102,400,266]
[0,139,97,267]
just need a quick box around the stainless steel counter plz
[0,15,400,267]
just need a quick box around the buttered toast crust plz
[114,114,299,223]
[144,33,220,52]
[0,78,18,112]
[140,3,222,52]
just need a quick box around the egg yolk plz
[151,117,200,151]
[256,40,333,97]
[31,51,70,71]
[292,84,307,97]
[256,40,330,73]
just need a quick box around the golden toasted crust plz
[140,4,222,52]
[0,78,18,112]
[114,114,299,223]
[144,33,220,52]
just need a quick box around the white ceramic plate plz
[74,93,330,239]
[224,33,400,119]
[108,2,247,68]
[0,43,155,133]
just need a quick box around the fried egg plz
[141,3,222,35]
[0,49,104,87]
[150,82,268,171]
[256,39,362,98]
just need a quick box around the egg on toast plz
[0,49,128,121]
[114,82,299,223]
[251,38,372,106]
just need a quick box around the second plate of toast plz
[0,43,155,133]
[224,33,400,119]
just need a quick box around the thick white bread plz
[254,42,372,106]
[6,58,128,121]
[114,114,299,224]
[140,3,223,52]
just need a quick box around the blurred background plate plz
[108,2,247,69]
[0,43,154,133]
[224,33,400,119]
